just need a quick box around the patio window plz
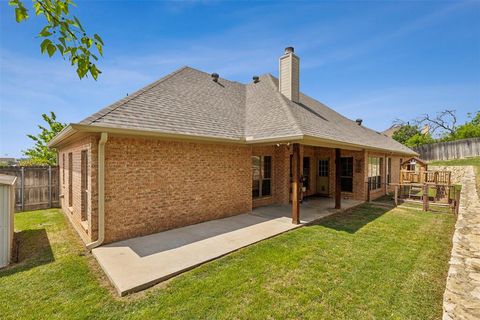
[81,150,88,221]
[252,156,272,198]
[68,152,73,207]
[340,157,353,192]
[387,157,392,184]
[318,159,329,177]
[368,157,383,190]
[303,157,310,190]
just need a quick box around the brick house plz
[49,47,416,248]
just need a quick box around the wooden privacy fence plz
[413,137,480,161]
[0,166,60,212]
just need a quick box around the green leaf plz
[56,44,65,55]
[40,39,52,54]
[95,42,103,56]
[39,26,52,37]
[90,64,101,80]
[73,16,85,32]
[93,34,104,46]
[46,43,57,57]
[14,6,28,22]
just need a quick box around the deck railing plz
[400,170,451,185]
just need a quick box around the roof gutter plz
[49,123,246,148]
[47,124,77,148]
[86,132,108,250]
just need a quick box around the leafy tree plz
[393,110,480,147]
[403,133,435,148]
[445,111,480,141]
[8,0,104,79]
[392,124,420,145]
[23,112,66,165]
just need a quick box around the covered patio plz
[92,197,362,296]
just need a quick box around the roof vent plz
[211,73,219,82]
[252,75,259,83]
[356,119,363,126]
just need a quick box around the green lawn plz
[428,156,480,167]
[0,205,454,319]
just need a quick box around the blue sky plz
[1,0,479,158]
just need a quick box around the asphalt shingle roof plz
[80,66,414,154]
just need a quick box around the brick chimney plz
[279,47,300,103]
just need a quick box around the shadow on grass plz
[0,229,54,276]
[310,204,391,234]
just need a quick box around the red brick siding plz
[103,137,251,243]
[58,136,98,243]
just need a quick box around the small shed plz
[401,157,428,172]
[0,174,16,268]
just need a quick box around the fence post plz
[20,166,25,211]
[48,166,52,208]
[455,189,461,216]
[422,184,429,212]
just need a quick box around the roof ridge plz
[263,74,303,135]
[183,66,245,86]
[80,66,190,124]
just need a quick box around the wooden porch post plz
[335,148,341,209]
[291,143,300,224]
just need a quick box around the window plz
[386,157,391,183]
[252,156,272,198]
[368,157,383,190]
[318,159,329,177]
[340,157,353,192]
[303,157,310,190]
[81,150,88,221]
[68,152,73,207]
[62,153,65,186]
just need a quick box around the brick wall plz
[103,137,252,243]
[58,135,98,243]
[57,133,410,245]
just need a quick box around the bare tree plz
[417,109,457,136]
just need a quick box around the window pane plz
[341,157,353,177]
[318,160,329,177]
[252,180,260,198]
[262,179,271,196]
[303,157,310,190]
[262,156,271,179]
[252,156,260,180]
[341,177,353,192]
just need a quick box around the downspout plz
[87,132,108,250]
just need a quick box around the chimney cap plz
[211,73,219,82]
[284,47,294,54]
[252,75,259,83]
[356,119,363,126]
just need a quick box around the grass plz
[428,156,480,167]
[0,205,455,320]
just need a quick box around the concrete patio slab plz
[92,198,363,296]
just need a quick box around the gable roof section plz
[59,66,415,155]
